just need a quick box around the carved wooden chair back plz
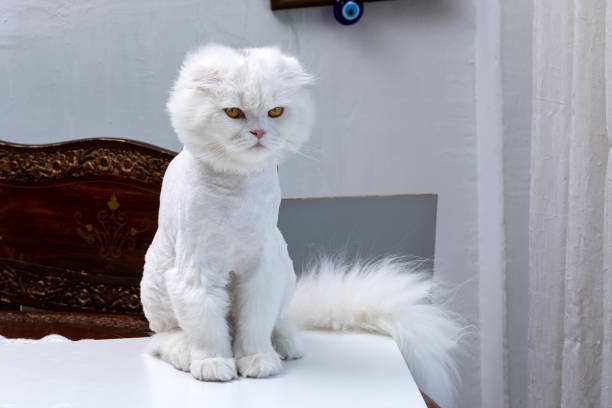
[0,138,175,339]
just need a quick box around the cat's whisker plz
[290,149,319,162]
[295,143,320,156]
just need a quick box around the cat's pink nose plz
[250,129,266,139]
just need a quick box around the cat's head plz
[167,44,314,174]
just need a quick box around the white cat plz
[141,44,463,406]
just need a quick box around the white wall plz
[0,1,481,406]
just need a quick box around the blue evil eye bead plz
[333,1,364,26]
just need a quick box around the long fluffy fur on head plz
[167,44,314,174]
[286,256,466,407]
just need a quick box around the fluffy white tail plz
[286,256,464,407]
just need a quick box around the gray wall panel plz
[278,194,437,274]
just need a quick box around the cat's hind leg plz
[272,319,304,360]
[141,232,179,333]
[148,329,191,372]
[141,264,179,333]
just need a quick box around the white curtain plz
[529,0,612,407]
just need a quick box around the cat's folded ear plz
[178,43,241,92]
[281,56,315,88]
[193,72,222,92]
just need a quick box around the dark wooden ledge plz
[0,310,150,340]
[271,0,393,10]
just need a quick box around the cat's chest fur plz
[161,150,282,274]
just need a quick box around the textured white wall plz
[0,1,481,406]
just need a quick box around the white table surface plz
[0,330,426,408]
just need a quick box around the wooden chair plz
[0,138,167,338]
[0,138,439,407]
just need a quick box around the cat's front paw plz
[236,352,282,378]
[190,357,237,382]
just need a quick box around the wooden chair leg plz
[420,391,441,408]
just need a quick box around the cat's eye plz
[268,107,284,118]
[224,107,244,119]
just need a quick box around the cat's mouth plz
[250,142,267,150]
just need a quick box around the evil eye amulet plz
[333,1,364,26]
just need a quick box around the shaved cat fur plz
[140,44,463,407]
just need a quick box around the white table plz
[0,330,426,408]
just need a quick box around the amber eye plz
[224,107,244,119]
[268,107,284,118]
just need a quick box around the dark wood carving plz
[0,260,141,313]
[0,138,176,322]
[0,138,172,184]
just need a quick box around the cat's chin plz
[189,145,283,175]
